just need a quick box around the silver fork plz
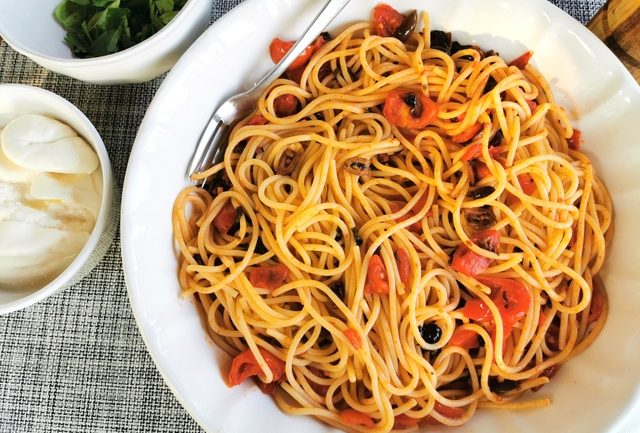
[186,0,352,187]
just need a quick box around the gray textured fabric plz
[0,1,606,432]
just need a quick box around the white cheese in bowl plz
[0,113,102,289]
[2,114,99,173]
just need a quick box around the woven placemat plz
[0,1,606,432]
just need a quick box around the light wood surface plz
[588,0,640,82]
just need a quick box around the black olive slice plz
[393,10,418,42]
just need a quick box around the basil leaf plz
[159,11,178,25]
[54,0,188,58]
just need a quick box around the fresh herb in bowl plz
[54,0,188,58]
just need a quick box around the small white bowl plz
[0,84,115,315]
[0,0,213,84]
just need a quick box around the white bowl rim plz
[0,83,113,315]
[0,0,204,67]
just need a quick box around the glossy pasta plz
[172,7,613,433]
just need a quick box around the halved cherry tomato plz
[249,264,289,291]
[449,327,480,349]
[394,413,419,429]
[213,201,237,234]
[228,347,285,386]
[373,3,404,37]
[341,409,375,427]
[395,248,411,284]
[451,229,500,276]
[269,35,327,71]
[424,402,466,425]
[462,299,492,323]
[453,122,483,144]
[461,143,504,162]
[383,89,439,129]
[517,173,536,195]
[365,254,390,294]
[477,277,531,327]
[274,94,299,117]
[509,50,533,69]
[343,327,361,349]
[568,129,582,151]
[247,114,268,126]
[463,280,530,341]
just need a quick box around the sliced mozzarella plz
[0,221,88,257]
[0,112,18,128]
[1,114,99,174]
[0,142,37,182]
[29,173,101,219]
[0,183,52,226]
[0,221,89,286]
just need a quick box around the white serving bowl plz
[122,0,640,432]
[0,84,115,315]
[0,0,213,84]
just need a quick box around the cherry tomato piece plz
[365,254,390,294]
[213,201,237,234]
[383,89,439,129]
[449,327,480,349]
[343,328,361,349]
[228,347,285,386]
[249,264,289,291]
[269,35,327,71]
[461,143,504,162]
[341,409,375,427]
[509,50,533,69]
[393,413,419,429]
[462,299,493,323]
[274,94,299,117]
[518,173,536,195]
[451,229,500,277]
[247,114,268,125]
[477,277,531,327]
[395,248,411,284]
[568,129,582,151]
[453,122,483,144]
[424,402,466,425]
[373,3,404,37]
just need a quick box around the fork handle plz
[215,0,353,121]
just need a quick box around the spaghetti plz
[172,4,613,432]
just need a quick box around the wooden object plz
[588,0,640,82]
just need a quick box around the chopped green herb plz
[54,0,188,58]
